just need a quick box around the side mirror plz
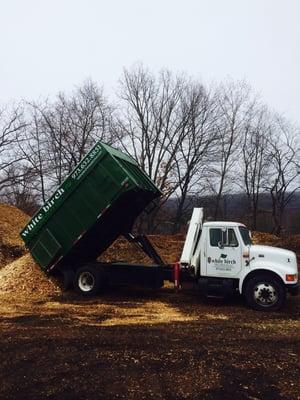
[218,241,224,249]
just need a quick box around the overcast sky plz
[0,0,299,124]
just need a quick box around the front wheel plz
[244,274,286,311]
[74,265,105,296]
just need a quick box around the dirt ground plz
[0,285,299,400]
[0,205,299,399]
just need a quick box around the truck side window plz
[210,228,238,247]
[228,228,238,247]
[210,228,222,247]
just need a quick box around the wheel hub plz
[78,271,95,292]
[254,283,278,306]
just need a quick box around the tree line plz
[0,65,299,235]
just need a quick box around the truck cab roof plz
[203,221,246,228]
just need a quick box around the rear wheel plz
[74,265,105,296]
[55,267,74,291]
[244,274,286,311]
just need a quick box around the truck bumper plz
[286,282,299,296]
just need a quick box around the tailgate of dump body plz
[20,141,161,271]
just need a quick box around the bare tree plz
[171,83,219,231]
[0,104,27,193]
[17,106,49,202]
[20,80,116,201]
[0,164,39,215]
[265,116,300,235]
[45,81,115,183]
[241,103,271,229]
[207,81,253,219]
[117,65,189,200]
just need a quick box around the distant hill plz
[164,191,300,234]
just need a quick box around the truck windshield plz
[239,226,252,245]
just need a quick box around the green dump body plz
[20,142,161,272]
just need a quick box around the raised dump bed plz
[20,141,161,272]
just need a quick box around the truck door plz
[205,227,242,277]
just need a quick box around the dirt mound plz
[0,254,61,297]
[0,204,30,267]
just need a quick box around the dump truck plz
[20,141,299,311]
[20,141,171,295]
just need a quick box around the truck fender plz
[239,266,285,294]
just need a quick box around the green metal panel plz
[20,141,162,271]
[31,229,62,267]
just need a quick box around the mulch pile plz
[0,202,299,298]
[0,254,61,296]
[99,234,185,265]
[0,204,60,297]
[0,204,29,267]
[252,231,279,246]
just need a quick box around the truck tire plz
[244,274,286,311]
[74,265,104,296]
[62,268,75,291]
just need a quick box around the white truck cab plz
[181,208,299,311]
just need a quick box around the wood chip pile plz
[0,254,61,296]
[99,234,185,265]
[0,204,30,267]
[252,231,280,246]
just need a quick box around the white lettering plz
[71,144,102,180]
[23,143,102,239]
[23,187,66,238]
[22,229,29,237]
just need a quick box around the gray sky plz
[0,0,299,124]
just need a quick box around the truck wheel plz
[62,268,75,290]
[74,265,104,296]
[244,274,286,311]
